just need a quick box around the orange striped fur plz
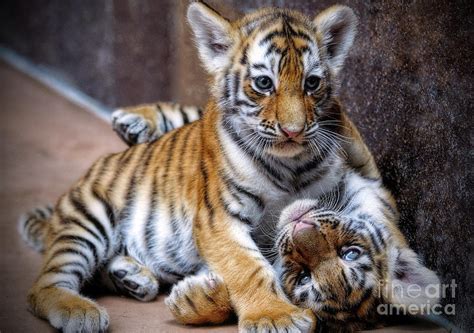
[20,3,440,332]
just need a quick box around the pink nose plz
[293,220,314,235]
[280,126,302,138]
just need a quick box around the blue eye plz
[296,268,312,285]
[341,247,362,261]
[254,75,273,91]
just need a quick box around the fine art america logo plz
[377,280,456,316]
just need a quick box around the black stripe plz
[203,292,217,305]
[156,104,170,133]
[197,108,204,118]
[368,229,382,254]
[92,153,115,184]
[346,203,361,214]
[163,130,181,234]
[145,128,178,255]
[341,269,352,296]
[118,146,135,164]
[256,277,265,288]
[293,30,311,42]
[179,107,190,124]
[233,214,253,225]
[54,235,100,266]
[91,188,115,226]
[39,281,74,291]
[350,267,358,282]
[185,295,198,314]
[223,68,231,100]
[295,167,329,191]
[259,30,286,46]
[172,304,181,316]
[23,215,39,235]
[44,262,86,275]
[264,43,277,56]
[69,190,110,251]
[200,158,215,226]
[232,71,240,106]
[343,187,365,209]
[165,237,182,266]
[242,12,279,34]
[155,262,186,279]
[120,143,156,229]
[27,220,44,240]
[376,194,397,217]
[59,213,104,246]
[220,119,289,192]
[218,170,263,210]
[219,192,253,226]
[162,132,179,183]
[270,281,277,295]
[145,177,159,253]
[235,99,257,108]
[35,208,47,219]
[44,267,84,283]
[240,44,249,65]
[47,247,91,268]
[294,155,325,175]
[251,63,268,70]
[248,266,262,280]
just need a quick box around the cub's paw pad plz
[49,297,109,333]
[111,109,154,145]
[165,273,230,324]
[108,257,158,302]
[240,308,315,333]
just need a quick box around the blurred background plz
[0,0,472,331]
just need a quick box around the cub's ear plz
[384,247,441,312]
[187,2,235,73]
[314,5,358,74]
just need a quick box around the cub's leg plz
[165,271,231,325]
[27,195,114,332]
[195,213,315,332]
[112,102,202,146]
[105,255,158,302]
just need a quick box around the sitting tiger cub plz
[20,2,440,332]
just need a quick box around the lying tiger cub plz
[20,2,440,332]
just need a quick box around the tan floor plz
[0,62,446,332]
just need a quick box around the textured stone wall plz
[0,0,472,330]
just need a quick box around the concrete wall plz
[0,0,472,330]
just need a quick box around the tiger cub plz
[19,2,440,333]
[110,107,440,330]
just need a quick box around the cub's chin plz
[267,140,305,158]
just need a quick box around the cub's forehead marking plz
[246,25,321,80]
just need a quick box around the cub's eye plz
[341,247,362,261]
[304,75,321,92]
[296,268,312,286]
[254,75,273,92]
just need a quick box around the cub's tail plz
[18,205,53,252]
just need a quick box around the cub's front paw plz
[46,294,109,333]
[111,109,156,145]
[165,272,231,325]
[239,307,315,333]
